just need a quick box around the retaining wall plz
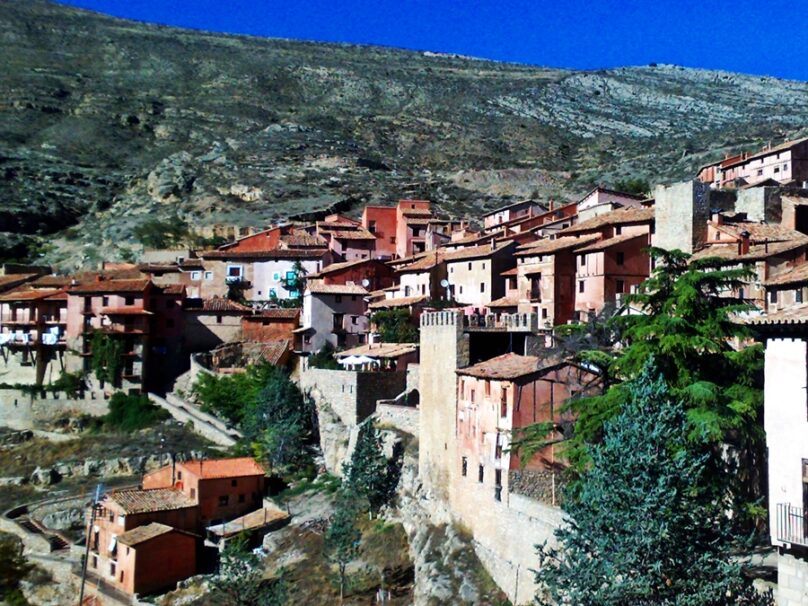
[0,389,109,430]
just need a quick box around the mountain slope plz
[1,0,807,267]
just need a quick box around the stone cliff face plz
[2,1,808,266]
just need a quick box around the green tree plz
[342,420,393,514]
[90,332,124,386]
[371,309,419,343]
[210,533,287,606]
[103,392,169,432]
[324,493,361,603]
[308,345,341,370]
[515,248,765,516]
[535,363,772,606]
[0,532,33,605]
[613,177,651,196]
[226,278,250,304]
[133,215,191,248]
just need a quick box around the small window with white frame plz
[204,271,213,281]
[190,271,201,281]
[226,265,243,280]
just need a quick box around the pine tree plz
[514,248,765,518]
[342,420,392,514]
[325,493,361,603]
[535,362,772,606]
[210,533,287,606]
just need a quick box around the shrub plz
[102,392,169,432]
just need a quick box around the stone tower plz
[418,311,469,502]
[654,180,712,253]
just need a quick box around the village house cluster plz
[3,136,808,603]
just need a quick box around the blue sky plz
[61,0,808,81]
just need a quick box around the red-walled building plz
[241,308,300,343]
[455,354,600,507]
[142,457,266,524]
[362,206,399,259]
[307,258,394,291]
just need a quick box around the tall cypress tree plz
[342,420,392,514]
[535,362,772,606]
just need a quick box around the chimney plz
[738,230,751,255]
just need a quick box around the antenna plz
[78,483,105,606]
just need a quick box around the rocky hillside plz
[2,1,808,267]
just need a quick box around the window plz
[459,285,463,294]
[478,465,484,483]
[238,493,245,503]
[335,295,342,303]
[542,308,548,319]
[226,265,243,279]
[190,488,196,499]
[92,555,98,569]
[500,388,508,418]
[461,457,468,476]
[616,251,625,266]
[784,163,789,171]
[120,571,124,583]
[468,262,472,270]
[579,254,586,267]
[216,314,223,324]
[191,271,201,280]
[219,495,229,507]
[177,471,182,479]
[578,280,585,294]
[494,469,502,502]
[368,220,377,234]
[124,296,134,306]
[231,479,237,487]
[285,271,296,286]
[770,290,778,304]
[204,271,213,281]
[480,282,485,293]
[797,289,804,304]
[774,167,780,174]
[102,296,109,306]
[757,169,763,177]
[616,280,625,294]
[110,562,116,577]
[615,225,622,235]
[351,295,357,301]
[484,381,491,396]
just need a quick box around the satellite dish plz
[440,279,449,287]
[361,279,370,287]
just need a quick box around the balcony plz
[776,503,808,548]
[463,312,538,333]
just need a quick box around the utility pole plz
[78,484,103,606]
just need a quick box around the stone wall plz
[374,403,419,436]
[508,468,566,507]
[300,367,407,473]
[736,186,782,223]
[778,552,808,606]
[0,389,109,430]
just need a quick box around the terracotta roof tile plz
[30,275,72,288]
[0,288,65,302]
[516,234,601,256]
[766,263,808,286]
[280,234,327,247]
[575,233,648,253]
[558,207,654,235]
[309,258,382,278]
[188,297,253,313]
[0,274,39,292]
[456,353,542,380]
[722,136,808,168]
[482,200,545,218]
[336,342,417,358]
[108,488,196,514]
[395,251,446,273]
[444,242,511,263]
[368,295,428,309]
[178,457,265,479]
[247,308,300,319]
[690,239,808,262]
[117,523,184,547]
[199,249,327,260]
[68,279,151,294]
[487,295,520,308]
[307,280,368,295]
